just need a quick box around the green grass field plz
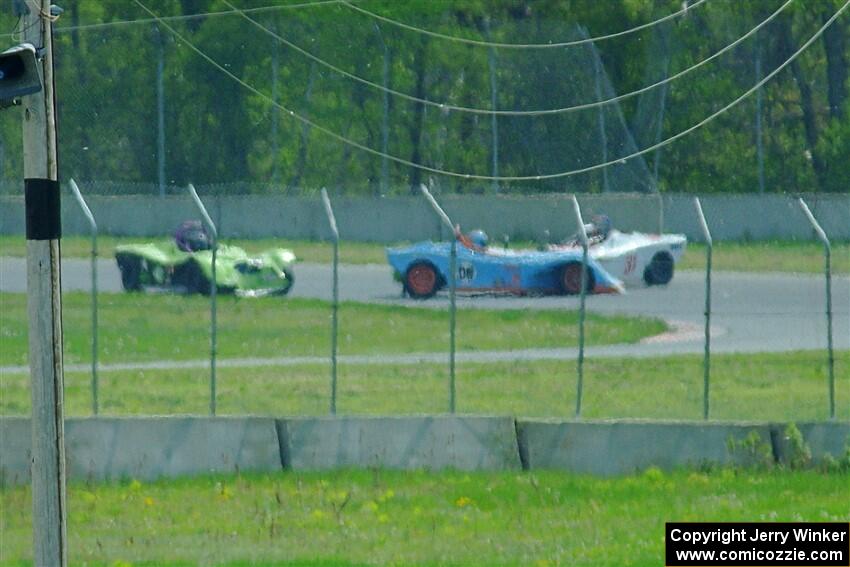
[0,293,663,367]
[1,352,844,421]
[678,241,850,274]
[1,290,843,421]
[0,236,393,266]
[1,236,846,273]
[1,469,847,566]
[1,255,844,566]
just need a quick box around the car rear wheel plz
[116,254,143,291]
[405,262,440,299]
[644,252,674,286]
[559,262,594,295]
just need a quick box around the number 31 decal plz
[624,254,637,275]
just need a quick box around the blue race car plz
[387,230,625,299]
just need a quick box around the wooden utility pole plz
[21,1,67,565]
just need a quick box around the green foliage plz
[820,443,850,473]
[782,422,812,470]
[727,431,774,470]
[1,1,847,194]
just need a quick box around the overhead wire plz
[341,0,709,49]
[0,0,709,44]
[25,0,59,22]
[131,0,850,182]
[0,0,343,39]
[225,0,792,116]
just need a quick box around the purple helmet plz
[174,220,211,252]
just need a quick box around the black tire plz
[116,253,143,292]
[173,261,211,295]
[644,252,675,286]
[404,261,441,299]
[280,268,295,296]
[558,262,594,295]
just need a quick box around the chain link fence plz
[0,185,845,422]
[0,2,846,422]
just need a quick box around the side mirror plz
[0,43,42,104]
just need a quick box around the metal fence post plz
[570,196,588,418]
[694,197,712,420]
[419,184,457,413]
[320,188,340,414]
[449,238,457,412]
[69,179,99,415]
[188,184,218,416]
[798,198,834,420]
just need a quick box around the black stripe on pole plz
[25,178,62,240]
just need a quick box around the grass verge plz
[1,352,845,421]
[0,293,664,367]
[0,236,392,265]
[1,469,847,566]
[678,241,849,274]
[1,236,846,273]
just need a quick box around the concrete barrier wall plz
[771,422,850,465]
[0,417,30,486]
[1,192,847,242]
[279,416,521,471]
[516,419,775,476]
[2,417,848,486]
[1,417,281,484]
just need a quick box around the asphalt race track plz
[1,257,848,360]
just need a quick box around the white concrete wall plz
[771,422,850,465]
[1,192,846,243]
[279,416,521,471]
[0,417,281,484]
[516,419,775,476]
[2,417,848,486]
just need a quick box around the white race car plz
[551,218,686,287]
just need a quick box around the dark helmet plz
[174,220,211,252]
[468,229,489,248]
[591,215,612,238]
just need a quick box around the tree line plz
[0,0,847,195]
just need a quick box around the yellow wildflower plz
[455,496,473,508]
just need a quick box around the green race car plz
[115,221,295,297]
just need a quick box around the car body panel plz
[114,241,296,296]
[387,240,624,296]
[551,230,687,286]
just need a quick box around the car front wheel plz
[174,261,211,295]
[644,252,675,286]
[559,262,594,295]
